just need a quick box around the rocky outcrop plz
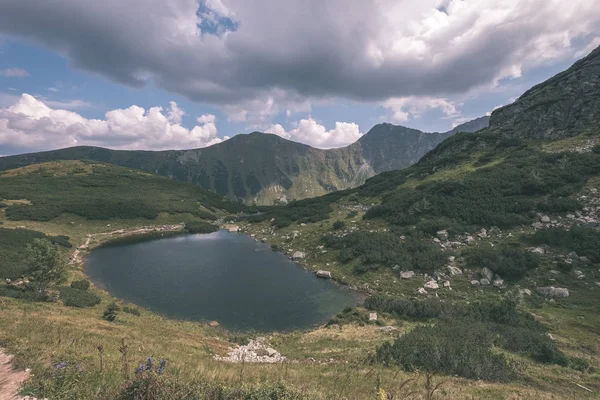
[489,45,600,140]
[215,338,285,363]
[316,270,332,279]
[536,286,570,298]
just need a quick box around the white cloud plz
[43,98,92,110]
[382,96,459,123]
[0,94,224,153]
[0,68,29,78]
[0,0,597,126]
[48,87,59,92]
[265,118,363,149]
[166,101,185,124]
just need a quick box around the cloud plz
[48,87,59,92]
[0,68,29,77]
[382,96,459,123]
[43,98,92,110]
[0,0,597,124]
[0,94,224,154]
[265,118,363,149]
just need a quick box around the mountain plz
[0,118,488,205]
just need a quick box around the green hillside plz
[0,119,487,206]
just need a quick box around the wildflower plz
[134,363,145,374]
[56,362,67,370]
[158,359,166,375]
[146,357,153,370]
[76,364,83,373]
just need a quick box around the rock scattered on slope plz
[215,338,285,363]
[536,286,570,298]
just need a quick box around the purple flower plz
[158,359,166,375]
[56,361,67,370]
[146,357,153,370]
[134,363,145,374]
[76,364,83,373]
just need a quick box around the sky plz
[0,0,598,155]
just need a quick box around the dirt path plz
[0,349,39,400]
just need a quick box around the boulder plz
[448,256,456,264]
[443,280,451,288]
[418,287,428,294]
[477,228,488,238]
[541,215,551,223]
[208,321,220,327]
[316,270,332,279]
[493,278,504,287]
[369,312,378,321]
[481,267,494,281]
[447,266,462,276]
[424,280,439,290]
[380,326,397,332]
[471,280,480,286]
[400,271,415,279]
[480,278,491,286]
[529,247,545,255]
[536,286,569,298]
[532,222,544,229]
[291,251,306,260]
[465,236,475,244]
[519,288,532,296]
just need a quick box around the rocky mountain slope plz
[0,119,487,205]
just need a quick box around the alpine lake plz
[84,230,358,332]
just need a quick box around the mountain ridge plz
[0,117,488,204]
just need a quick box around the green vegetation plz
[372,298,569,381]
[102,302,120,322]
[365,149,600,230]
[323,231,446,273]
[332,220,345,230]
[465,244,540,280]
[71,279,91,291]
[526,227,600,262]
[122,305,141,316]
[0,227,71,279]
[60,286,101,308]
[0,161,242,222]
[26,239,67,295]
[183,221,219,234]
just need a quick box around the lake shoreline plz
[80,226,361,333]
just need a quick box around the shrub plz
[526,227,600,262]
[0,202,7,208]
[332,221,345,230]
[123,306,141,316]
[364,296,449,320]
[60,287,101,308]
[373,321,517,382]
[323,232,446,273]
[465,244,540,280]
[327,307,368,326]
[184,221,218,234]
[102,302,120,322]
[70,279,91,291]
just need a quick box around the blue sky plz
[0,0,598,155]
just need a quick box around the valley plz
[0,43,599,400]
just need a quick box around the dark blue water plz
[84,230,357,331]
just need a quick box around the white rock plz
[448,256,456,264]
[541,215,551,223]
[529,247,545,255]
[471,280,480,286]
[519,288,532,296]
[436,230,449,241]
[291,251,306,260]
[316,270,332,279]
[480,278,491,286]
[493,278,504,287]
[481,267,494,281]
[424,280,439,290]
[418,287,428,294]
[443,280,451,288]
[536,286,569,298]
[400,271,415,279]
[447,266,462,276]
[369,312,378,321]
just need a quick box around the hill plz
[0,118,488,205]
[237,46,600,395]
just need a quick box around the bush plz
[323,232,446,273]
[184,221,218,234]
[60,287,101,308]
[327,307,368,326]
[332,221,345,230]
[364,296,449,320]
[70,279,90,291]
[102,302,120,322]
[526,227,600,262]
[373,321,518,382]
[465,244,540,280]
[123,305,141,316]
